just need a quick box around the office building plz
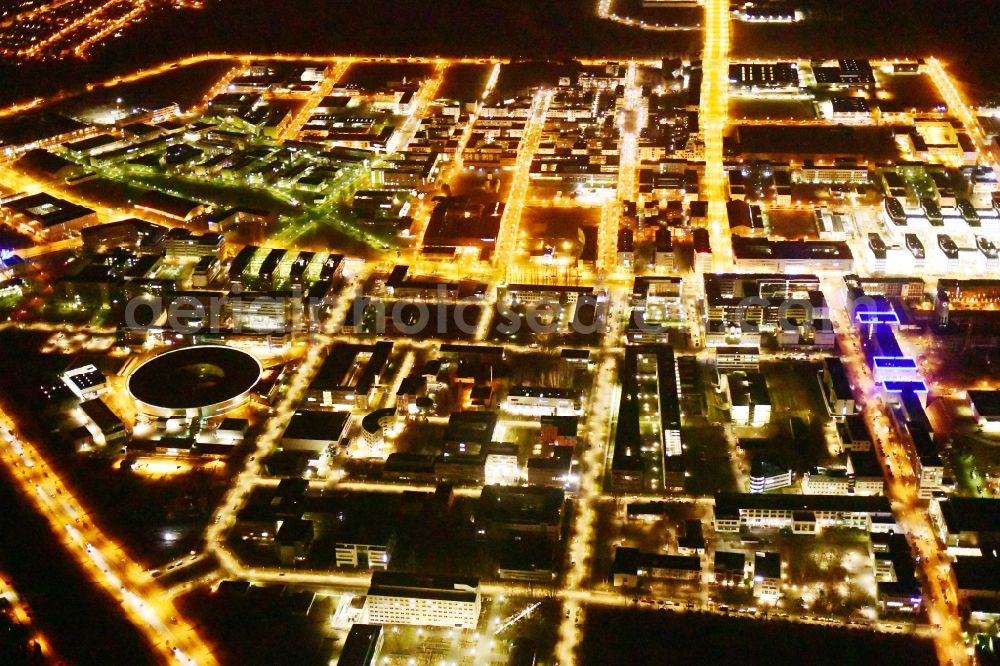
[280,410,350,453]
[715,346,760,372]
[539,415,579,449]
[749,459,792,493]
[837,414,872,452]
[731,237,854,273]
[230,291,295,332]
[713,493,895,534]
[611,547,702,587]
[484,441,521,485]
[932,497,1000,557]
[306,341,393,409]
[504,386,582,416]
[611,345,683,494]
[79,398,128,447]
[526,448,573,489]
[360,408,397,448]
[338,624,384,666]
[364,572,480,629]
[628,276,686,343]
[753,551,783,600]
[1,192,96,240]
[873,533,922,613]
[819,357,856,417]
[969,391,1000,432]
[723,371,771,427]
[475,485,565,541]
[729,62,799,89]
[713,550,749,586]
[60,365,107,400]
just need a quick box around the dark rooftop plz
[940,498,1000,535]
[714,492,892,518]
[282,410,350,442]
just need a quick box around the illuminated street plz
[0,570,57,661]
[827,282,969,666]
[492,88,553,278]
[701,0,733,270]
[0,415,217,665]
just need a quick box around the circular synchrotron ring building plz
[127,345,263,418]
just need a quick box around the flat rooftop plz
[939,497,1000,535]
[970,391,1000,419]
[3,192,94,227]
[714,492,893,518]
[477,485,565,525]
[367,571,479,602]
[732,236,853,262]
[733,125,897,159]
[339,624,383,666]
[954,556,1000,593]
[310,341,393,393]
[282,410,350,442]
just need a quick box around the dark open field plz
[580,607,937,666]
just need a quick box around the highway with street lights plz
[700,0,733,271]
[0,414,217,665]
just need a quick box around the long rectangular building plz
[819,356,856,417]
[729,62,799,89]
[732,237,854,273]
[364,572,480,629]
[937,279,1000,308]
[713,493,895,534]
[703,273,823,327]
[338,624,384,666]
[611,344,682,494]
[844,275,925,300]
[896,392,943,498]
[611,547,701,587]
